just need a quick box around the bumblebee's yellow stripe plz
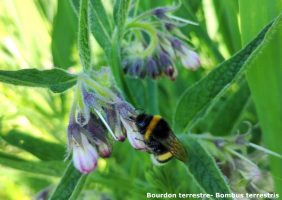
[156,152,173,162]
[144,115,162,140]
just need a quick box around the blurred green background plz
[0,0,282,199]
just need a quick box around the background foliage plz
[0,0,281,199]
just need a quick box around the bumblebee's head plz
[135,113,152,133]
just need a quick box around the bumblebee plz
[134,113,187,163]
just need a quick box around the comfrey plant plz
[1,0,282,199]
[68,68,146,173]
[122,5,201,80]
[66,68,148,173]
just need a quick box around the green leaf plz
[208,80,250,135]
[239,1,282,194]
[0,68,77,93]
[78,0,91,71]
[89,0,112,34]
[88,0,112,57]
[69,0,80,16]
[52,0,77,69]
[1,130,65,161]
[212,0,241,54]
[69,175,88,200]
[113,0,130,39]
[173,18,276,134]
[69,0,112,58]
[49,163,85,200]
[0,151,65,176]
[181,135,232,199]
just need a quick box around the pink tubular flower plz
[120,117,147,151]
[72,134,99,174]
[180,47,201,71]
[170,37,201,71]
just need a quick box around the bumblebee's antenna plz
[124,115,135,122]
[135,137,145,143]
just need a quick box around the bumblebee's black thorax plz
[135,114,170,140]
[135,114,153,134]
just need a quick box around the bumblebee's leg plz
[134,137,145,143]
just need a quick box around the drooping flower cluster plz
[193,126,281,194]
[67,67,147,173]
[122,5,201,80]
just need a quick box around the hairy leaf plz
[0,68,77,93]
[78,0,91,71]
[69,0,112,59]
[88,0,112,57]
[49,163,85,200]
[52,0,77,69]
[181,135,232,199]
[89,0,112,34]
[69,175,88,200]
[1,130,65,161]
[208,80,250,135]
[173,18,276,134]
[113,0,130,39]
[0,152,65,176]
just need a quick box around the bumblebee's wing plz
[156,130,188,162]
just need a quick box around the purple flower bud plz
[165,23,175,31]
[128,59,143,77]
[115,101,135,119]
[86,114,108,142]
[164,66,177,80]
[158,51,172,69]
[67,122,82,149]
[84,114,112,157]
[105,106,126,141]
[96,142,112,158]
[152,6,177,20]
[122,59,130,73]
[153,7,168,19]
[170,38,182,50]
[82,88,97,107]
[179,47,201,71]
[72,134,98,174]
[146,57,159,79]
[139,66,147,79]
